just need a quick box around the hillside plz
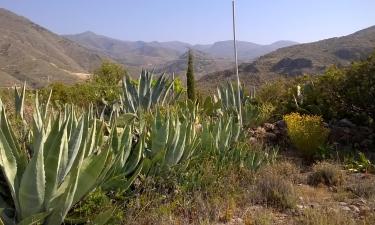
[64,32,183,68]
[199,26,375,90]
[154,50,233,79]
[0,8,110,87]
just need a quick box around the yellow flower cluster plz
[284,113,329,158]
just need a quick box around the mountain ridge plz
[198,25,375,90]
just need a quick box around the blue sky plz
[1,0,375,44]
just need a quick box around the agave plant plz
[201,116,240,155]
[216,82,244,115]
[100,119,144,191]
[142,109,200,176]
[0,95,142,224]
[121,70,178,114]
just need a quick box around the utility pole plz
[232,0,242,127]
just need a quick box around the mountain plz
[65,32,297,77]
[0,8,110,87]
[194,40,298,60]
[154,49,233,79]
[64,32,185,68]
[199,26,375,90]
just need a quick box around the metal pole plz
[232,0,242,127]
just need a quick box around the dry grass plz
[255,171,297,210]
[295,208,358,225]
[307,162,344,186]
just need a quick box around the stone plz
[349,205,360,213]
[276,120,286,128]
[338,118,355,128]
[249,137,257,144]
[264,123,275,131]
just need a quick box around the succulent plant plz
[0,95,142,224]
[121,70,178,114]
[142,109,200,176]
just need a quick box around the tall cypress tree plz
[186,50,196,101]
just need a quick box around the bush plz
[349,178,375,199]
[293,53,375,126]
[284,113,329,159]
[307,162,344,186]
[256,172,297,209]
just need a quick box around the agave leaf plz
[46,129,87,225]
[150,112,169,157]
[72,147,110,205]
[118,125,133,168]
[44,120,69,207]
[64,117,84,176]
[85,118,97,157]
[124,136,143,176]
[171,121,187,165]
[17,211,50,225]
[102,160,143,191]
[91,208,115,225]
[0,131,20,214]
[0,109,27,177]
[18,131,45,219]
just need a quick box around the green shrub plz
[39,82,121,108]
[284,113,329,158]
[293,53,375,126]
[307,162,344,186]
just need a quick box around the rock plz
[342,206,351,211]
[249,137,257,144]
[338,119,355,128]
[264,123,275,131]
[275,120,286,129]
[349,205,360,213]
[339,202,348,206]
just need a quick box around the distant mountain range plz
[199,26,375,90]
[64,32,297,77]
[0,7,374,89]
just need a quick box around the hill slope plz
[155,50,233,79]
[199,26,375,90]
[0,8,109,87]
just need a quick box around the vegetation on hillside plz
[0,53,374,224]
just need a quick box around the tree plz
[92,61,127,86]
[186,50,196,101]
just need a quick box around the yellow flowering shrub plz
[284,113,329,158]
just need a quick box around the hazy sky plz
[1,0,375,44]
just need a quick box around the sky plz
[1,0,375,45]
